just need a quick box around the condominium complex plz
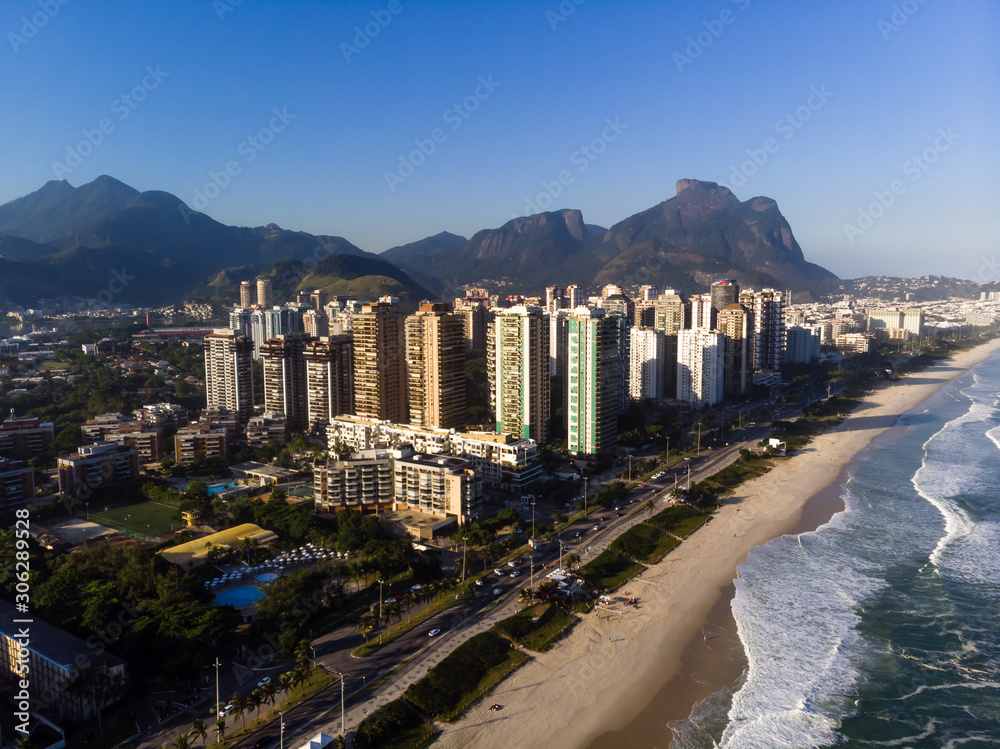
[785,325,822,363]
[677,328,724,405]
[0,417,55,459]
[405,304,466,429]
[689,293,715,330]
[304,336,354,429]
[566,308,620,454]
[353,301,407,422]
[488,306,551,442]
[204,332,254,424]
[867,308,925,337]
[240,280,257,308]
[710,279,739,312]
[256,278,273,309]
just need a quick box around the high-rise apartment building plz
[304,336,354,429]
[785,325,822,363]
[690,293,715,330]
[453,300,490,351]
[260,335,310,430]
[302,309,329,338]
[653,292,684,397]
[256,278,273,309]
[353,301,407,422]
[405,304,466,429]
[677,328,724,405]
[310,289,330,311]
[565,284,585,309]
[229,307,252,337]
[717,303,752,399]
[739,289,785,372]
[710,280,739,312]
[546,308,570,377]
[204,332,254,424]
[629,327,667,400]
[544,285,564,312]
[240,280,257,308]
[566,308,620,454]
[637,285,658,302]
[488,306,550,442]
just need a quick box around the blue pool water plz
[214,586,265,607]
[208,482,235,495]
[256,572,278,583]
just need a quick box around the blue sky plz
[1,0,997,279]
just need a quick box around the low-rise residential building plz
[0,600,127,725]
[245,412,289,449]
[0,458,33,504]
[393,452,482,527]
[0,417,55,459]
[174,423,231,465]
[57,442,140,494]
[325,416,542,491]
[313,449,395,514]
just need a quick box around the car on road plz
[510,570,521,578]
[257,676,271,689]
[507,560,517,567]
[575,531,582,538]
[593,525,602,531]
[493,588,503,596]
[616,512,624,517]
[428,629,441,637]
[219,703,235,718]
[475,579,485,586]
[638,483,645,488]
[494,568,504,575]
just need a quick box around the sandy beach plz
[434,339,1000,749]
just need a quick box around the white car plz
[475,579,485,587]
[494,568,504,575]
[257,676,271,689]
[218,703,234,718]
[428,628,441,637]
[510,570,521,578]
[493,588,503,596]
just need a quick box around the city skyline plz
[1,1,997,281]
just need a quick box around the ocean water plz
[670,353,1000,748]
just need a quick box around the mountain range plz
[0,175,836,310]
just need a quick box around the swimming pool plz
[208,482,236,495]
[214,586,265,607]
[256,572,278,583]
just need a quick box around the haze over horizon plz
[2,0,997,281]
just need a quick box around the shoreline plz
[433,340,1000,749]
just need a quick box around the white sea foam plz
[869,719,936,746]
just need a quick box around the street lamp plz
[279,710,284,749]
[336,671,346,737]
[213,658,221,743]
[378,580,384,644]
[583,477,588,519]
[685,458,692,491]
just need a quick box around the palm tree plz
[261,680,277,715]
[401,592,415,621]
[230,692,246,731]
[564,553,580,572]
[216,717,227,742]
[172,732,191,749]
[191,718,207,747]
[279,672,293,702]
[248,689,263,723]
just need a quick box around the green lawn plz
[609,523,679,564]
[88,500,180,536]
[578,550,646,592]
[403,632,529,722]
[492,603,578,652]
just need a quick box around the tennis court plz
[87,501,181,536]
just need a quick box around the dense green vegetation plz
[403,632,529,722]
[492,603,577,652]
[578,550,646,592]
[609,523,678,564]
[354,700,437,749]
[648,504,713,538]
